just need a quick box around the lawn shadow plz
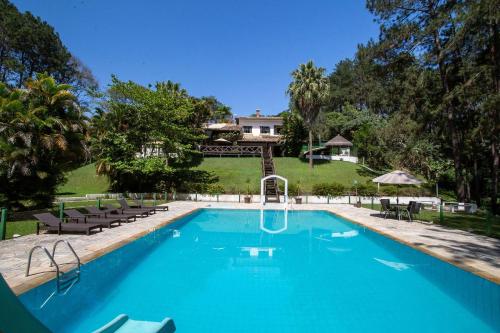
[356,167,380,178]
[297,157,331,165]
[56,191,76,196]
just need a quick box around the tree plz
[200,96,232,123]
[91,77,215,192]
[281,111,307,156]
[0,0,97,98]
[287,61,329,168]
[0,74,87,208]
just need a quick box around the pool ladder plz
[26,240,81,293]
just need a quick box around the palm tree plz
[287,61,329,168]
[0,74,87,207]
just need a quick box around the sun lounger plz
[133,199,169,212]
[92,314,176,333]
[34,213,102,236]
[118,199,154,216]
[85,207,136,222]
[104,204,149,218]
[64,209,121,228]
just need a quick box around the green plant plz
[288,182,303,197]
[0,75,87,209]
[312,182,345,197]
[357,184,378,197]
[206,183,225,196]
[245,178,251,196]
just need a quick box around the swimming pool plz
[20,209,500,332]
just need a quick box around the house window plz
[243,126,252,134]
[260,126,270,134]
[274,125,282,134]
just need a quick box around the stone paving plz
[0,201,498,295]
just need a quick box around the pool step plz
[59,269,80,294]
[26,240,81,294]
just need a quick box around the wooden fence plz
[199,145,262,156]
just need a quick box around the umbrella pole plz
[397,185,399,204]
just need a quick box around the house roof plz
[237,116,283,121]
[204,123,242,131]
[238,134,281,143]
[325,135,353,147]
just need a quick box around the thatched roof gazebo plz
[325,135,353,147]
[324,134,353,159]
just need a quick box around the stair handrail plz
[268,147,279,199]
[50,240,81,272]
[26,245,61,291]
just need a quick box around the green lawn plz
[195,157,376,193]
[6,220,38,239]
[274,158,376,192]
[57,163,110,196]
[362,204,500,239]
[195,157,262,193]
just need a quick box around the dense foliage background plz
[285,0,499,213]
[0,0,498,215]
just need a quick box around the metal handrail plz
[50,240,81,272]
[26,246,61,291]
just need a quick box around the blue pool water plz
[20,209,500,332]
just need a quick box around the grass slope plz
[58,163,109,196]
[194,157,262,193]
[274,158,374,192]
[194,157,376,193]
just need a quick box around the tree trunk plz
[489,13,499,214]
[432,28,466,201]
[308,129,313,169]
[491,143,498,214]
[472,158,481,207]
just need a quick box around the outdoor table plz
[392,203,408,220]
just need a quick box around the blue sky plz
[13,0,379,116]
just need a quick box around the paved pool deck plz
[0,201,498,295]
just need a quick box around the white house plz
[236,110,283,137]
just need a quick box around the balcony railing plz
[199,145,262,156]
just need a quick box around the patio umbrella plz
[372,170,423,203]
[214,138,231,144]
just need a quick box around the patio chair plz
[85,206,137,222]
[92,314,176,333]
[33,213,102,236]
[118,199,154,216]
[380,199,397,219]
[64,209,121,228]
[132,199,169,212]
[401,201,421,222]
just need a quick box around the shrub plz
[357,184,378,197]
[378,185,431,197]
[288,183,301,196]
[312,182,345,196]
[205,183,225,195]
[380,186,398,196]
